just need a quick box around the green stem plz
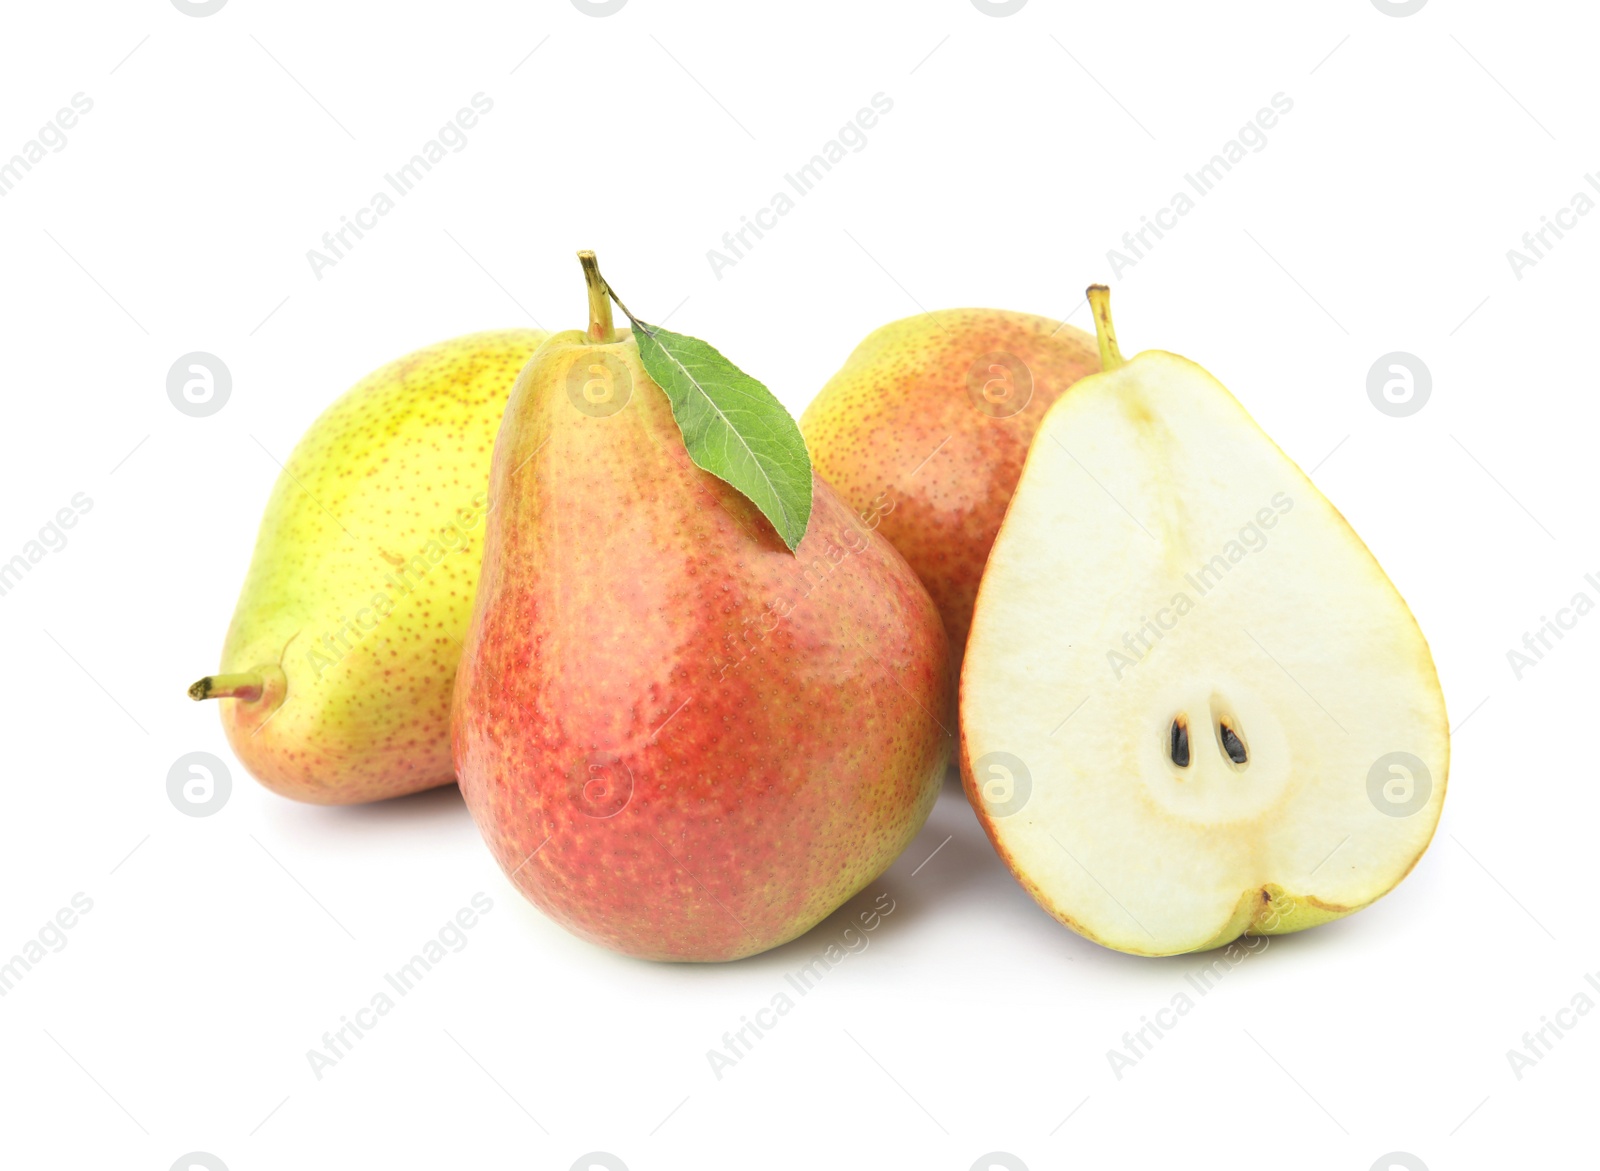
[188,672,263,702]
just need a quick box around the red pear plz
[452,258,951,962]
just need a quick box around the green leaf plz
[631,321,813,551]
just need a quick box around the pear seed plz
[1170,717,1191,768]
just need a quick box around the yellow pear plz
[190,330,546,803]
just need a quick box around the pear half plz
[959,287,1448,956]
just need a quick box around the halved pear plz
[959,287,1449,956]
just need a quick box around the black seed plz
[1221,723,1248,764]
[1170,717,1191,767]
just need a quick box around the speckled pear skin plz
[452,329,952,962]
[215,329,547,804]
[801,310,1100,660]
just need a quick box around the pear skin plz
[453,301,951,962]
[802,310,1100,660]
[193,329,547,804]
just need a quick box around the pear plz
[801,309,1100,660]
[190,329,547,804]
[452,255,951,962]
[960,287,1448,957]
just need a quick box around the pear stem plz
[1087,284,1126,371]
[578,251,615,343]
[188,672,263,702]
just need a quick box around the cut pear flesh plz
[961,321,1448,957]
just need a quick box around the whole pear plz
[452,257,951,962]
[191,329,547,803]
[801,310,1099,660]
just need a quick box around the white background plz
[0,1,1593,1169]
